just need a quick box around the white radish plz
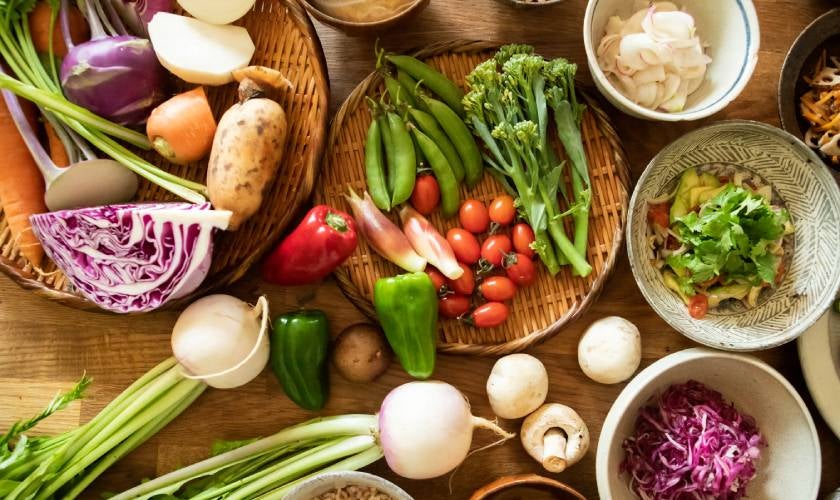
[177,0,257,25]
[377,381,514,479]
[171,294,270,389]
[148,13,255,86]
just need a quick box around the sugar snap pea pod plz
[387,54,464,117]
[411,126,459,218]
[412,131,427,170]
[408,107,464,182]
[396,70,429,112]
[420,95,483,187]
[384,74,417,108]
[378,114,396,195]
[386,111,416,206]
[364,118,390,211]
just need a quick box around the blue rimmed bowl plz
[627,121,840,351]
[583,0,760,121]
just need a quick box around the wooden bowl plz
[314,40,631,356]
[0,0,330,311]
[502,0,564,6]
[470,474,587,500]
[301,0,430,35]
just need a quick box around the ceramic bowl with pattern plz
[627,120,840,350]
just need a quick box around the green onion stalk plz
[0,1,207,203]
[463,45,592,277]
[0,358,206,500]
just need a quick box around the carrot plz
[0,96,47,267]
[29,1,89,58]
[146,87,217,165]
[44,121,70,168]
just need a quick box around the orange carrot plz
[44,121,70,168]
[29,1,89,58]
[0,97,47,266]
[146,87,217,165]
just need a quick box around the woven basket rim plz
[323,39,632,356]
[0,0,331,313]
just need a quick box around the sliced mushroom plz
[520,404,590,473]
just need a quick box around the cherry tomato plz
[470,302,510,328]
[512,223,536,259]
[439,294,471,319]
[459,199,490,234]
[481,234,512,267]
[425,266,446,293]
[647,202,670,229]
[688,294,708,319]
[447,228,481,265]
[504,252,537,287]
[447,263,475,295]
[489,195,516,226]
[479,276,517,302]
[410,175,440,215]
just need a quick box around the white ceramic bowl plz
[583,0,760,121]
[284,471,413,500]
[596,348,821,500]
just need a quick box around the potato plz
[208,67,290,230]
[332,324,391,383]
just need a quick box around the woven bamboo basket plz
[314,40,631,356]
[0,0,329,311]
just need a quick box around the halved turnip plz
[177,0,257,25]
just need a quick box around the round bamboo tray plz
[314,40,630,356]
[0,0,330,311]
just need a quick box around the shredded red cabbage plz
[620,380,765,500]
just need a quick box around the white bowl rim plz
[583,0,761,122]
[595,347,822,499]
[626,119,840,351]
[284,470,413,499]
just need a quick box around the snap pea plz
[420,95,483,187]
[408,108,465,182]
[364,118,390,211]
[378,115,396,194]
[396,70,428,112]
[386,111,416,206]
[411,126,459,218]
[412,131,427,170]
[387,54,464,117]
[384,74,417,108]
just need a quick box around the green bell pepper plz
[270,310,330,410]
[373,272,438,379]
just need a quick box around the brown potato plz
[332,324,392,383]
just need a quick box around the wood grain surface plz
[1,0,839,499]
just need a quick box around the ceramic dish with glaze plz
[627,120,840,351]
[798,305,840,440]
[470,474,585,500]
[301,0,429,34]
[596,348,822,500]
[284,471,413,500]
[583,0,760,121]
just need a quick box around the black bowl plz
[778,8,840,172]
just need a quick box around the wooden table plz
[1,0,839,498]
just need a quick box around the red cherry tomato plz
[647,202,670,229]
[479,276,517,302]
[447,263,475,295]
[446,228,481,265]
[459,199,490,234]
[504,252,537,287]
[489,195,515,226]
[425,266,446,293]
[410,175,440,215]
[481,234,512,267]
[470,302,510,328]
[688,294,709,319]
[439,294,471,319]
[512,223,536,259]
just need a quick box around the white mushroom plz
[577,316,642,384]
[520,404,590,473]
[486,354,548,419]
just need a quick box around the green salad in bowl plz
[647,166,794,319]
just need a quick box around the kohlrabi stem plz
[110,415,379,500]
[265,446,385,500]
[100,0,127,36]
[81,0,106,39]
[60,0,75,51]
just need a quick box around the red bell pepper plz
[262,205,357,285]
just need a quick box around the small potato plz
[332,324,391,383]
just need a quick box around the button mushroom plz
[520,403,589,473]
[486,353,549,419]
[577,316,641,384]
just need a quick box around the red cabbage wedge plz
[30,203,231,313]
